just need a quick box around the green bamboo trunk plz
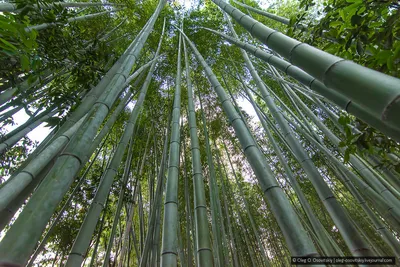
[198,95,231,267]
[140,90,171,267]
[203,28,400,141]
[102,132,140,267]
[183,39,214,267]
[0,1,122,12]
[161,32,183,267]
[66,28,164,266]
[26,136,107,267]
[216,154,240,267]
[232,0,290,25]
[198,96,225,267]
[181,29,318,258]
[0,109,57,154]
[282,85,400,212]
[212,0,400,129]
[224,14,371,256]
[25,9,120,32]
[0,115,86,211]
[283,112,400,257]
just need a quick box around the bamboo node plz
[161,250,178,256]
[381,94,400,121]
[20,170,35,181]
[164,201,178,205]
[68,252,85,258]
[197,247,212,252]
[263,185,280,194]
[92,201,105,208]
[288,42,306,63]
[344,100,352,112]
[58,152,82,165]
[322,195,335,202]
[322,59,346,84]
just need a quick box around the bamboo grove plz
[0,0,399,266]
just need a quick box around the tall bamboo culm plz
[180,28,319,258]
[161,32,183,267]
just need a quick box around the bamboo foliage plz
[0,1,166,264]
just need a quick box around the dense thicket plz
[0,0,399,266]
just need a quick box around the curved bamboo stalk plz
[25,9,121,32]
[276,111,400,228]
[281,84,400,210]
[179,28,318,258]
[252,90,400,230]
[0,109,57,154]
[240,88,344,257]
[0,2,123,13]
[282,112,400,257]
[212,0,400,129]
[312,98,400,193]
[332,165,400,258]
[202,27,400,141]
[232,0,290,25]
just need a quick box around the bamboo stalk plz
[179,28,318,258]
[161,32,183,267]
[212,0,400,128]
[183,38,213,266]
